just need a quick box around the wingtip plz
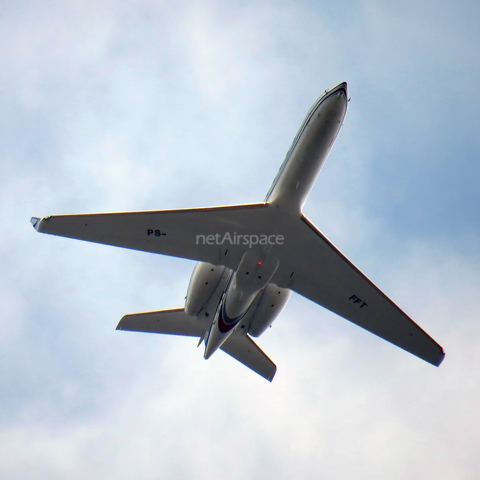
[267,365,277,382]
[30,217,41,231]
[116,315,128,330]
[435,348,446,367]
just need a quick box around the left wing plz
[31,203,270,269]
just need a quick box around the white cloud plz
[2,0,480,478]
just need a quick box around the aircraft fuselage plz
[191,83,348,359]
[265,82,348,213]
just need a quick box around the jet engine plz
[248,284,291,337]
[185,262,226,316]
[224,250,279,319]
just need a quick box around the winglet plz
[30,217,41,231]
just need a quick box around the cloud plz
[2,0,480,478]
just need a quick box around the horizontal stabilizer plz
[118,309,275,381]
[117,308,204,337]
[221,334,277,382]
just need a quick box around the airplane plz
[31,82,445,381]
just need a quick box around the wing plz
[117,308,205,336]
[277,215,445,366]
[32,205,444,366]
[31,203,270,269]
[221,334,277,382]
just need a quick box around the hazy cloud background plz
[1,0,480,478]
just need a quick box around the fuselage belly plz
[190,83,348,359]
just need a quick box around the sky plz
[2,0,480,478]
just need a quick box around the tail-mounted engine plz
[224,250,279,319]
[248,284,291,337]
[185,262,226,316]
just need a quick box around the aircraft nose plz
[334,81,348,98]
[324,82,348,101]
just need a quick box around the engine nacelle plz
[185,262,226,316]
[248,284,291,337]
[224,250,279,319]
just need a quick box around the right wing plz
[275,215,445,366]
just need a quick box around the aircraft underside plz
[31,82,445,381]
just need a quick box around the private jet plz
[31,82,444,381]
